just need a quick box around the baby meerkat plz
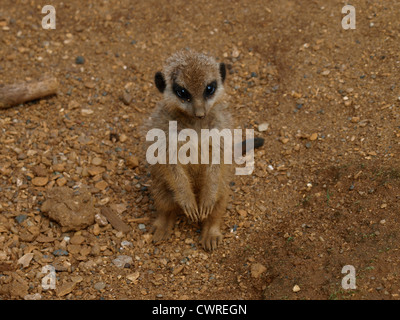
[146,50,232,251]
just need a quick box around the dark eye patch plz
[173,82,191,101]
[204,81,217,98]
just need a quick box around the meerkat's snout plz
[193,100,206,119]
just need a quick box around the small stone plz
[138,224,146,231]
[126,272,140,283]
[15,214,28,224]
[70,234,85,245]
[57,177,67,187]
[122,92,132,105]
[53,249,69,256]
[92,157,102,166]
[309,133,318,141]
[24,293,42,300]
[281,138,289,144]
[81,108,94,115]
[94,282,106,291]
[119,134,128,142]
[32,176,48,187]
[251,263,267,278]
[75,56,85,64]
[95,180,108,191]
[126,156,139,169]
[17,153,27,160]
[53,163,65,172]
[351,116,360,123]
[305,142,312,149]
[321,70,330,76]
[293,285,301,293]
[88,167,105,176]
[113,255,133,268]
[17,253,34,268]
[56,282,76,297]
[92,223,101,236]
[258,123,269,132]
[95,213,108,226]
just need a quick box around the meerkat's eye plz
[173,83,191,102]
[204,81,217,98]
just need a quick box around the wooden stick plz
[0,76,58,109]
[100,207,131,233]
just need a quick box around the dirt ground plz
[0,0,399,300]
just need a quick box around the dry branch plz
[0,76,58,109]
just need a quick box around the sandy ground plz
[0,0,399,300]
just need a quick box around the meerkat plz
[145,50,232,251]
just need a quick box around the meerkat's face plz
[154,51,226,119]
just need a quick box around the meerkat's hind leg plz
[199,194,227,251]
[151,210,177,243]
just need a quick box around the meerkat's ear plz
[155,72,166,93]
[219,63,226,83]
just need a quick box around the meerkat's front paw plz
[180,198,199,222]
[198,200,215,222]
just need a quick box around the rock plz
[122,92,132,105]
[95,180,108,191]
[53,163,65,172]
[57,177,67,187]
[138,223,146,231]
[81,108,94,115]
[75,56,85,64]
[293,285,301,293]
[126,272,140,284]
[56,281,76,297]
[32,176,48,187]
[17,253,34,268]
[70,234,85,245]
[53,249,69,256]
[119,134,128,142]
[126,156,139,169]
[92,157,102,166]
[309,133,318,141]
[95,213,108,226]
[24,293,42,300]
[112,255,133,268]
[88,167,105,176]
[258,123,269,132]
[15,214,28,224]
[251,263,267,278]
[41,186,95,232]
[94,282,106,290]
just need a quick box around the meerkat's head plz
[154,50,226,119]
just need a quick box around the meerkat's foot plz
[200,224,223,251]
[151,211,176,243]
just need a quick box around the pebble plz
[126,156,139,168]
[15,214,28,224]
[56,282,76,297]
[75,56,85,64]
[95,180,108,191]
[138,223,146,231]
[113,255,133,268]
[92,157,102,166]
[32,177,48,187]
[293,285,301,293]
[309,133,318,141]
[53,249,69,256]
[258,123,269,132]
[94,282,106,291]
[251,263,267,278]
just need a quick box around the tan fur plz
[145,50,233,250]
